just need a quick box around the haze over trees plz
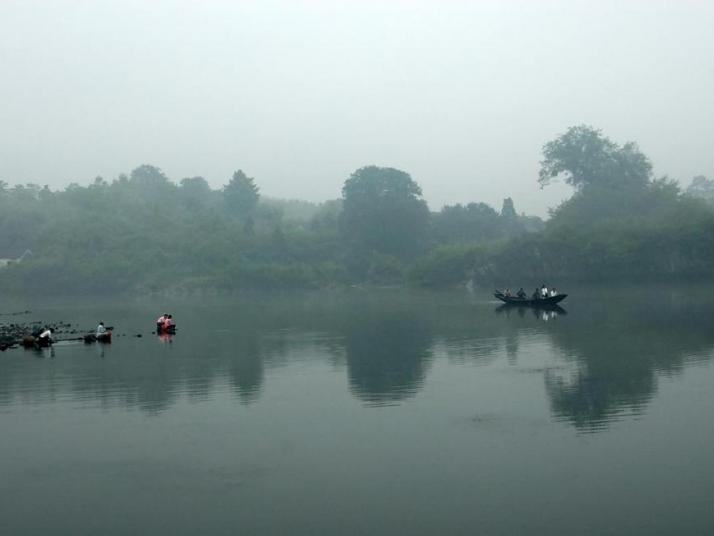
[340,166,429,258]
[0,125,712,295]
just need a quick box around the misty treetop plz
[340,166,430,258]
[687,175,714,204]
[1,125,713,295]
[224,170,260,216]
[538,125,652,191]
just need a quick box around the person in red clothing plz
[156,313,167,333]
[162,314,175,333]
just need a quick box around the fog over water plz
[1,0,712,216]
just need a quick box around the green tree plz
[539,125,652,191]
[431,202,502,244]
[500,197,517,219]
[129,165,171,188]
[687,175,714,203]
[340,166,429,257]
[179,176,213,211]
[224,170,260,216]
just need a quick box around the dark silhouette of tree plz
[500,197,517,219]
[129,165,171,188]
[179,176,212,211]
[539,125,652,191]
[224,169,260,216]
[431,203,502,244]
[340,166,429,258]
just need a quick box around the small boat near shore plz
[494,291,567,306]
[84,330,112,344]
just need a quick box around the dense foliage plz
[0,126,713,295]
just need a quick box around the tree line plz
[0,125,713,294]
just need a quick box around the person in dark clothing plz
[516,288,526,299]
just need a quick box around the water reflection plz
[341,306,433,405]
[540,297,714,431]
[494,303,567,320]
[0,289,712,433]
[224,329,264,404]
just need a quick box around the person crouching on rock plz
[38,327,54,345]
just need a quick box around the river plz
[1,286,713,535]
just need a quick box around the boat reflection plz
[157,332,173,344]
[494,303,567,320]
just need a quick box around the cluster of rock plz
[0,319,75,351]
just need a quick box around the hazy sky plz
[1,0,712,216]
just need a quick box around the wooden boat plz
[494,291,567,306]
[84,330,112,343]
[35,336,53,348]
[97,331,112,343]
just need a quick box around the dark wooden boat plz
[84,330,112,343]
[494,291,567,306]
[35,336,53,348]
[97,331,112,343]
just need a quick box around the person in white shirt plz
[38,328,54,342]
[550,288,557,297]
[96,322,107,337]
[541,285,548,297]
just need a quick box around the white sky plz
[1,0,712,216]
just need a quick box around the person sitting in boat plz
[540,284,549,298]
[532,288,540,300]
[516,288,526,299]
[156,313,167,333]
[96,322,107,337]
[550,287,558,297]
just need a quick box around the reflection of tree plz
[225,331,264,405]
[505,332,519,365]
[543,298,714,431]
[342,308,433,405]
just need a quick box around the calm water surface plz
[1,287,713,535]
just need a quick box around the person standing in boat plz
[532,288,540,300]
[96,322,107,338]
[541,284,549,298]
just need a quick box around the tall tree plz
[431,202,502,244]
[539,125,652,191]
[224,169,260,216]
[179,176,212,211]
[129,165,171,188]
[687,175,714,203]
[340,166,429,257]
[500,197,517,219]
